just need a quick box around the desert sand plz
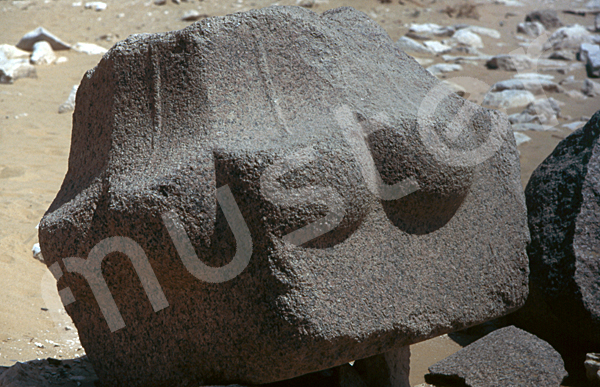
[0,0,599,385]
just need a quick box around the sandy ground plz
[0,0,599,385]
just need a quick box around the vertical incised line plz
[255,36,291,135]
[149,44,163,150]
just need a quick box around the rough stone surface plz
[486,54,534,71]
[510,110,600,380]
[425,326,567,387]
[517,21,546,37]
[0,357,98,387]
[525,10,563,29]
[39,6,529,387]
[0,59,37,84]
[16,27,71,51]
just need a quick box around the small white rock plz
[72,42,107,55]
[397,36,432,55]
[442,54,492,63]
[59,85,79,114]
[579,43,600,63]
[585,353,600,382]
[0,44,30,59]
[517,22,546,37]
[452,29,483,49]
[511,123,555,131]
[494,0,524,6]
[181,9,205,21]
[296,0,315,7]
[0,59,37,84]
[562,121,587,130]
[544,24,592,51]
[32,243,43,261]
[513,131,531,146]
[491,78,562,95]
[442,80,467,97]
[16,27,71,51]
[30,41,56,65]
[582,78,600,97]
[486,55,534,71]
[463,25,501,39]
[409,23,442,34]
[413,57,434,66]
[408,23,454,39]
[482,90,536,109]
[514,73,554,80]
[426,63,463,76]
[423,40,452,55]
[84,1,106,11]
[510,98,562,126]
[587,0,600,10]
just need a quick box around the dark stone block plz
[510,110,600,382]
[426,326,567,387]
[525,10,563,29]
[39,6,528,387]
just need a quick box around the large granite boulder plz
[38,6,529,387]
[510,110,600,380]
